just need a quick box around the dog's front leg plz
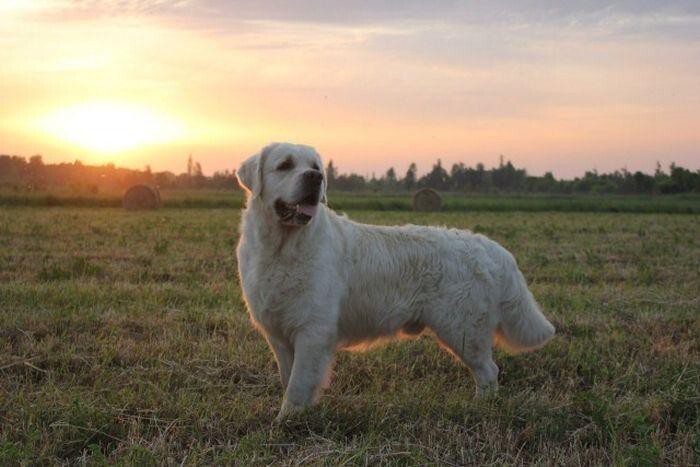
[266,334,294,389]
[276,330,335,422]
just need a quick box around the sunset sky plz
[1,1,699,178]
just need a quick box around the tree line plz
[327,157,700,195]
[0,154,238,192]
[1,153,699,195]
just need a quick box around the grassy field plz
[0,206,698,464]
[2,188,700,214]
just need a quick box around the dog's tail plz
[494,259,555,354]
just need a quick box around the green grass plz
[1,207,698,464]
[2,188,700,213]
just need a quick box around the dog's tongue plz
[297,204,318,217]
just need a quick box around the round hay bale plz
[123,184,161,210]
[412,188,442,212]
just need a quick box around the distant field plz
[1,207,698,464]
[2,188,700,213]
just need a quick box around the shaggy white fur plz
[236,143,555,422]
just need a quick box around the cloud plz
[19,0,700,46]
[178,1,700,24]
[26,1,700,28]
[19,0,191,21]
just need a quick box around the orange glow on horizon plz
[36,102,187,155]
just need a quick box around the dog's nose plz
[303,170,323,185]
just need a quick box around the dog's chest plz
[240,250,315,332]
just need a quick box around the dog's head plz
[236,142,326,226]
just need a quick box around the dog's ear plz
[236,143,278,198]
[236,154,259,195]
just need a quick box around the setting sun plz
[37,102,187,155]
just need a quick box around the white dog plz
[236,143,555,421]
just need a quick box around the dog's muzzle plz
[274,170,323,226]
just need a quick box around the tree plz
[655,161,664,177]
[450,163,466,191]
[194,162,205,187]
[475,163,488,191]
[187,154,194,178]
[326,160,337,188]
[383,167,398,191]
[29,154,43,167]
[420,159,449,190]
[492,160,525,191]
[334,173,367,191]
[27,154,45,189]
[667,163,699,193]
[632,171,654,194]
[403,163,417,190]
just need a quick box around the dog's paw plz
[274,399,303,424]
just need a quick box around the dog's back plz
[330,213,554,355]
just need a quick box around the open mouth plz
[274,195,319,226]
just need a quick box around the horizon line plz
[2,151,696,181]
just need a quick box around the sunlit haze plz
[1,1,698,177]
[37,102,187,156]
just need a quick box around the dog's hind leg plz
[276,330,335,422]
[431,321,499,396]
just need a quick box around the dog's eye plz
[276,159,294,171]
